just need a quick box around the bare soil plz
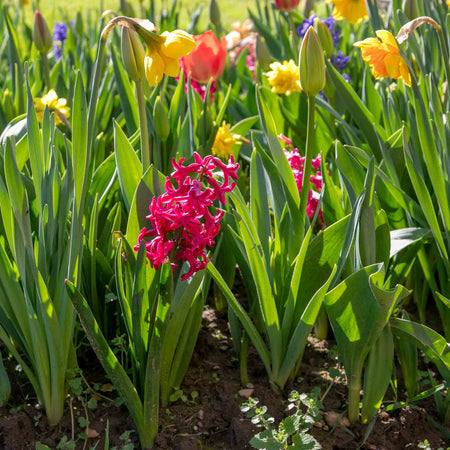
[0,305,448,449]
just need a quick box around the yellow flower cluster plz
[34,90,70,125]
[354,30,411,87]
[327,0,368,25]
[265,60,301,96]
[212,122,241,159]
[144,30,195,86]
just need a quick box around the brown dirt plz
[0,305,448,449]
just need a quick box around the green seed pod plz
[255,34,272,72]
[314,18,334,59]
[402,0,419,20]
[299,27,326,97]
[153,97,170,141]
[121,26,146,82]
[361,325,394,424]
[33,11,52,54]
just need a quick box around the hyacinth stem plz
[136,78,151,171]
[288,12,300,55]
[42,53,51,89]
[298,94,315,238]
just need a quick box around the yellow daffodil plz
[326,0,368,25]
[144,29,195,86]
[34,90,70,125]
[354,30,411,87]
[212,122,241,159]
[447,0,450,6]
[266,60,301,96]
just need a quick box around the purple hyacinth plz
[298,14,340,48]
[53,23,68,42]
[331,50,350,72]
[53,23,68,61]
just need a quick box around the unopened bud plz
[209,0,221,28]
[255,34,271,71]
[33,11,52,53]
[74,11,84,35]
[274,0,300,12]
[402,0,419,20]
[299,27,325,97]
[120,0,135,17]
[153,97,170,141]
[314,18,334,58]
[121,27,146,81]
[2,89,15,120]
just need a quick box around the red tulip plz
[274,0,300,12]
[182,31,227,84]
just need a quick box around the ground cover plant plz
[0,0,449,448]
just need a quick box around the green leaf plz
[207,262,272,379]
[389,228,431,258]
[111,49,139,134]
[65,280,145,434]
[114,120,142,212]
[326,61,385,161]
[390,318,450,381]
[72,72,88,215]
[361,325,394,423]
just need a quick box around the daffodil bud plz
[153,97,170,141]
[314,18,334,58]
[33,11,52,53]
[209,0,221,29]
[299,26,326,97]
[255,34,271,71]
[160,30,195,59]
[121,26,146,81]
[402,0,419,20]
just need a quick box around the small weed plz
[241,388,322,449]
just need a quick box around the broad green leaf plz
[114,120,142,212]
[390,318,450,382]
[361,324,394,423]
[389,228,431,258]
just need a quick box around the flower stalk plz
[136,78,151,170]
[298,94,315,238]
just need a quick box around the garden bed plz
[0,305,447,449]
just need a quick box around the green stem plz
[347,374,361,423]
[142,265,173,448]
[136,79,150,171]
[298,94,316,238]
[42,53,51,89]
[240,332,249,387]
[314,307,328,340]
[437,28,450,108]
[288,12,299,55]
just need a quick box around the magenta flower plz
[135,152,239,281]
[279,134,325,226]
